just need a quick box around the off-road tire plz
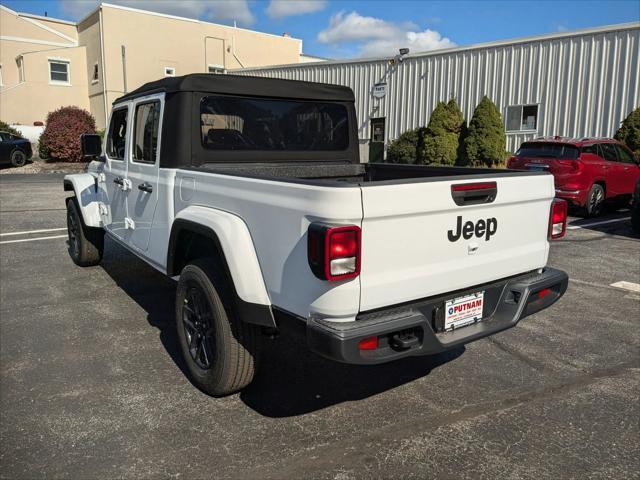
[66,198,104,266]
[10,149,27,167]
[175,258,261,396]
[583,183,605,217]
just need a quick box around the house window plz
[506,104,538,132]
[17,57,24,83]
[208,65,225,74]
[164,67,175,77]
[49,60,70,84]
[92,63,99,83]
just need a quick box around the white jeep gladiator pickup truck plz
[64,74,569,396]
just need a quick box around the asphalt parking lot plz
[1,174,638,479]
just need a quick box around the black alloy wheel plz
[67,205,81,260]
[10,150,26,167]
[587,184,605,217]
[182,283,216,369]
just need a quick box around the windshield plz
[516,143,580,159]
[200,95,350,151]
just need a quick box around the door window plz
[599,143,618,162]
[614,144,636,164]
[132,101,161,164]
[106,108,128,160]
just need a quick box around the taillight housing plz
[548,198,568,240]
[308,223,361,281]
[557,159,584,172]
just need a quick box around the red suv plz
[508,137,640,216]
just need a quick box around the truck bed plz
[194,162,543,186]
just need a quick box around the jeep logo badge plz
[448,216,497,242]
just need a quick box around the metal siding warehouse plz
[234,23,640,162]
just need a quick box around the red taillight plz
[308,223,361,281]
[537,287,552,299]
[557,159,584,172]
[549,198,567,240]
[358,336,378,350]
[507,156,517,168]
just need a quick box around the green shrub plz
[614,107,640,155]
[38,132,50,159]
[0,121,23,138]
[420,99,465,165]
[463,96,506,167]
[386,128,421,164]
[39,106,96,162]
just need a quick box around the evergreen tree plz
[386,128,420,164]
[420,99,465,165]
[463,96,506,167]
[614,107,640,155]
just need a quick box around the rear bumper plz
[305,267,568,365]
[555,188,587,206]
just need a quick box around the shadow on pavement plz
[98,237,465,417]
[241,337,463,417]
[567,208,638,240]
[98,238,193,384]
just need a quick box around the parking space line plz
[0,235,67,245]
[567,217,630,230]
[0,227,66,237]
[610,281,640,293]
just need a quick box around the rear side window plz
[200,95,349,151]
[615,144,636,164]
[133,101,161,163]
[516,143,579,159]
[600,143,618,162]
[106,108,128,160]
[581,145,599,156]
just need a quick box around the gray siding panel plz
[236,25,640,156]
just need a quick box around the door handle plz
[138,182,153,193]
[113,176,124,186]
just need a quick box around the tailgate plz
[359,174,554,311]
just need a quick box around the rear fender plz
[167,206,274,327]
[63,173,101,227]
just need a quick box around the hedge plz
[39,107,96,162]
[614,107,640,155]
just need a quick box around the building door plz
[369,118,385,163]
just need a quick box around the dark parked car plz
[508,137,640,217]
[0,131,32,167]
[632,179,640,235]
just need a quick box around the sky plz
[2,0,639,58]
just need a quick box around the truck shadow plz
[98,239,193,383]
[99,237,465,417]
[241,336,464,417]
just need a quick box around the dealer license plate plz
[444,291,484,331]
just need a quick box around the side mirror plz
[81,133,102,160]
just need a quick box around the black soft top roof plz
[114,73,354,104]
